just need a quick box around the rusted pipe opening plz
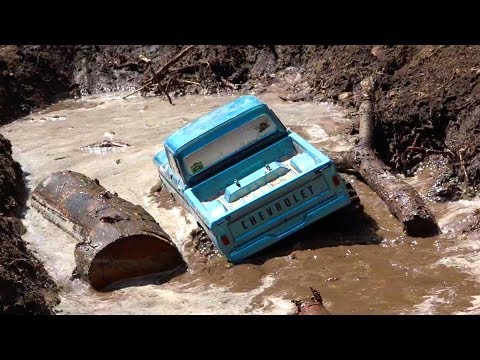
[33,171,186,291]
[79,234,184,291]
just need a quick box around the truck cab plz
[154,95,352,263]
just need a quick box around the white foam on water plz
[431,198,480,283]
[290,123,329,143]
[22,208,78,288]
[409,294,449,315]
[453,295,480,315]
[407,287,457,315]
[435,253,480,279]
[56,275,292,315]
[437,198,480,233]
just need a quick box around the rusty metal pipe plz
[32,171,185,291]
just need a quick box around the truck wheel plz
[189,226,216,256]
[344,181,364,214]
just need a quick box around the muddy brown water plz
[3,91,480,314]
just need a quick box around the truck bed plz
[189,132,333,223]
[204,155,299,212]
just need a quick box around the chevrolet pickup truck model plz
[154,95,359,263]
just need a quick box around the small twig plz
[163,75,176,105]
[138,54,151,63]
[451,98,480,113]
[406,146,452,156]
[411,133,421,147]
[123,80,153,99]
[165,74,177,94]
[459,147,469,184]
[309,287,323,304]
[318,78,331,90]
[36,52,45,67]
[268,45,278,60]
[178,79,201,86]
[158,83,173,105]
[148,65,156,77]
[153,45,195,81]
[220,77,238,90]
[445,146,456,159]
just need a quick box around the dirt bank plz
[0,45,73,124]
[0,133,23,217]
[0,134,58,314]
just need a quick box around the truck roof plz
[164,95,266,154]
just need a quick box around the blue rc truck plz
[154,95,359,263]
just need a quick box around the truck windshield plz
[184,114,277,176]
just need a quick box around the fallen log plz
[31,171,185,291]
[327,77,439,237]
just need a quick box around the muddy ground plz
[1,45,480,314]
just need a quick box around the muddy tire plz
[189,226,217,256]
[343,181,364,215]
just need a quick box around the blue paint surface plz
[224,162,290,203]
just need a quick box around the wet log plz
[328,77,439,237]
[31,171,185,291]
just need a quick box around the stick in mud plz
[292,287,331,315]
[31,171,185,291]
[326,77,439,237]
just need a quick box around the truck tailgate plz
[227,169,333,243]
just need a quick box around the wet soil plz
[0,133,23,217]
[0,134,58,314]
